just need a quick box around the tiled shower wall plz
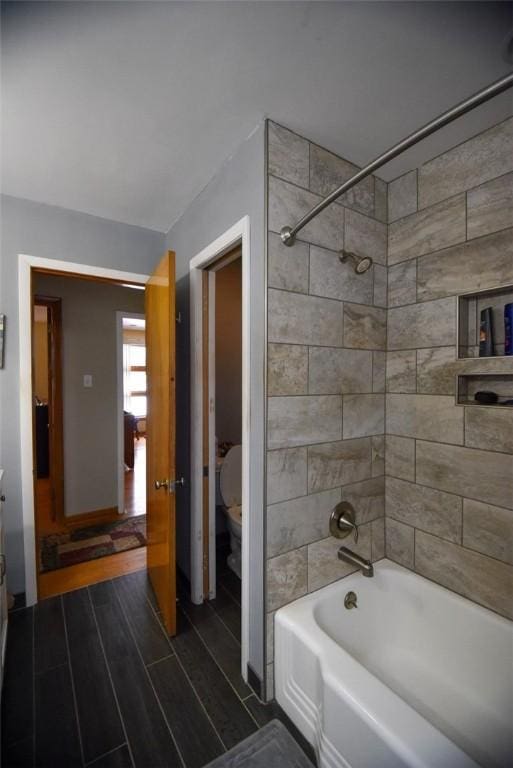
[265,121,388,696]
[385,117,513,621]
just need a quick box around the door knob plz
[154,479,169,491]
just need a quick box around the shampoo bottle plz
[505,302,513,356]
[479,307,494,357]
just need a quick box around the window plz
[123,343,147,417]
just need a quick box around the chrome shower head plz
[339,250,373,274]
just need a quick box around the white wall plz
[0,194,164,592]
[33,273,145,516]
[165,122,266,684]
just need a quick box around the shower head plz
[339,250,373,274]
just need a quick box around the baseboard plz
[64,506,125,529]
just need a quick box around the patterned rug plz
[40,515,146,572]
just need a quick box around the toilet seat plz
[219,445,242,508]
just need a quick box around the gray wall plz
[385,118,513,620]
[33,273,145,516]
[0,194,165,592]
[165,121,266,683]
[264,121,388,697]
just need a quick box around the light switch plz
[83,374,93,388]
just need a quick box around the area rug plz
[39,515,146,572]
[204,720,313,768]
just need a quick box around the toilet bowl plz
[219,445,242,578]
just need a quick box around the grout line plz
[145,653,174,669]
[207,600,242,648]
[87,586,137,768]
[60,596,86,768]
[110,581,187,768]
[85,743,127,767]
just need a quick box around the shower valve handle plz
[330,502,359,543]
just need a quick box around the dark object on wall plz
[124,411,136,469]
[505,302,513,356]
[35,404,50,477]
[479,307,494,357]
[474,391,499,405]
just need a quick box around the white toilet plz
[219,445,242,578]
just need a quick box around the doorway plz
[31,272,148,598]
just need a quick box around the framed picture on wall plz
[0,314,5,369]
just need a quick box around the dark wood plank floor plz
[1,568,314,768]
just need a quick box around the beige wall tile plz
[340,476,385,524]
[463,498,513,566]
[388,170,417,223]
[465,406,513,454]
[386,518,414,568]
[307,438,372,493]
[267,395,342,449]
[267,447,308,505]
[308,347,372,394]
[268,122,309,188]
[385,435,415,481]
[268,233,309,294]
[268,343,308,396]
[307,523,372,591]
[371,518,385,560]
[373,264,387,309]
[386,394,464,445]
[267,548,308,612]
[387,297,456,350]
[418,118,513,209]
[416,347,457,395]
[386,350,416,393]
[388,259,416,308]
[268,175,343,251]
[309,244,373,304]
[386,476,462,543]
[374,178,388,223]
[417,228,513,301]
[343,394,384,438]
[266,611,275,664]
[345,209,387,266]
[268,288,343,347]
[266,663,274,701]
[344,303,386,349]
[415,530,513,621]
[372,351,386,393]
[310,144,374,216]
[267,488,340,558]
[388,193,466,265]
[416,440,513,510]
[467,171,513,240]
[371,435,385,477]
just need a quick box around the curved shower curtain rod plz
[280,71,513,246]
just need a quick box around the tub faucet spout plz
[338,546,374,577]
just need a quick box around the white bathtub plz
[275,559,513,768]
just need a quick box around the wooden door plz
[145,251,176,635]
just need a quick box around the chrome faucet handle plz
[329,501,358,542]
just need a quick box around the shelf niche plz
[458,283,513,360]
[457,373,513,408]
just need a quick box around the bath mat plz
[39,515,146,572]
[204,720,313,767]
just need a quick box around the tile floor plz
[1,567,313,768]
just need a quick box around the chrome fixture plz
[330,501,359,543]
[338,547,374,577]
[280,71,513,247]
[339,249,373,274]
[344,591,358,610]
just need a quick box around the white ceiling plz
[2,1,513,232]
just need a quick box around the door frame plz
[190,216,253,681]
[116,311,146,516]
[18,253,149,605]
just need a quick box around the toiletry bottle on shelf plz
[505,303,513,356]
[479,307,494,357]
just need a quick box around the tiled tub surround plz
[385,116,513,623]
[265,121,387,696]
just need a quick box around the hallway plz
[1,570,312,768]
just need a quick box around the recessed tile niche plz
[457,284,513,407]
